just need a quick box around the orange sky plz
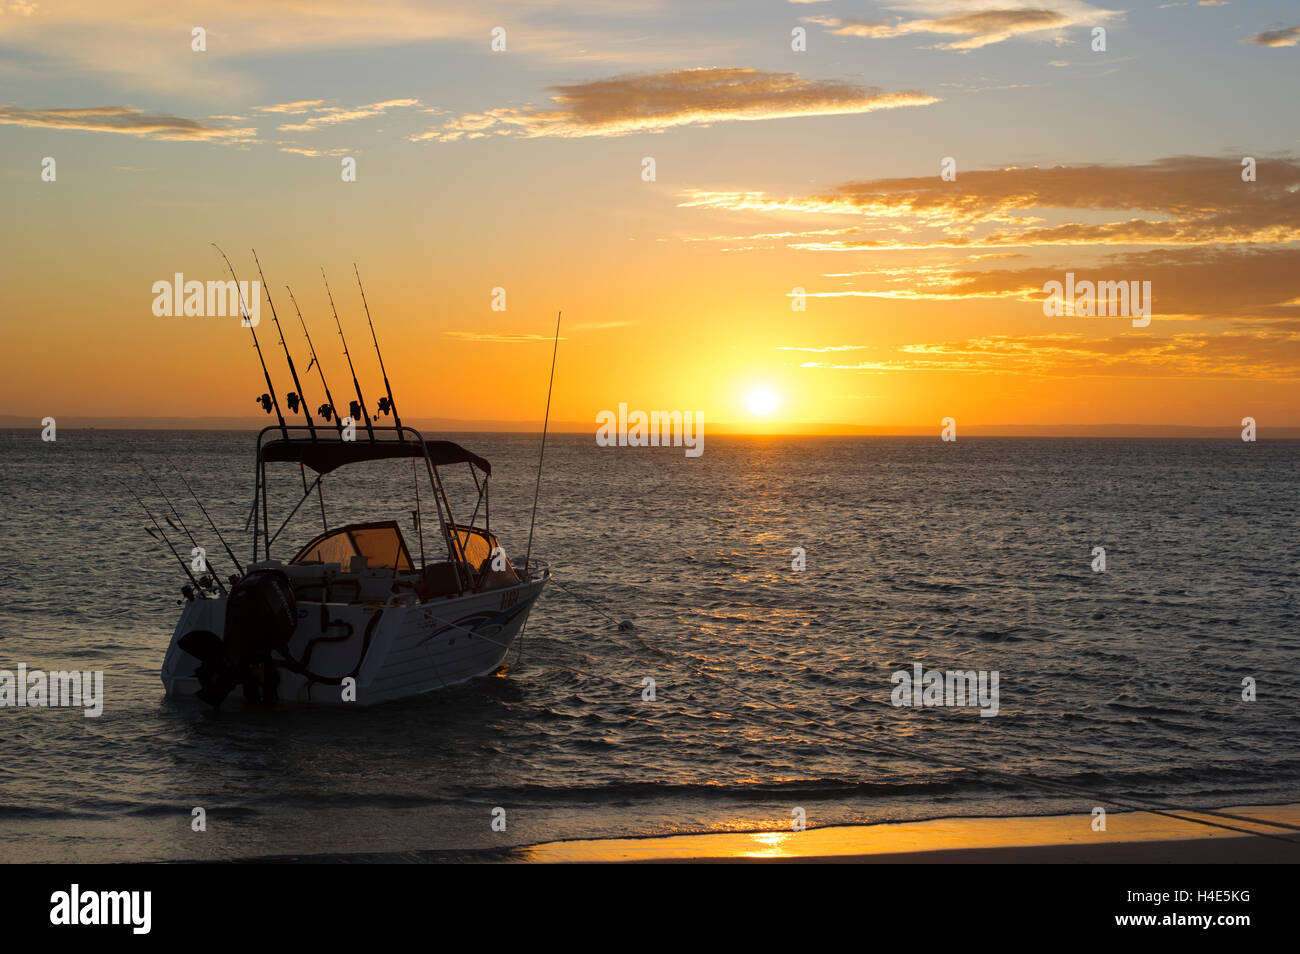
[3,2,1298,433]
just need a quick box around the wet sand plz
[521,803,1300,863]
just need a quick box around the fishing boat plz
[152,249,554,707]
[160,426,549,707]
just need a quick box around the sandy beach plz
[522,803,1300,863]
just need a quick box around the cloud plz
[792,330,1300,380]
[569,320,637,331]
[811,10,1068,48]
[683,227,861,244]
[805,2,1118,50]
[444,332,568,343]
[0,2,490,96]
[412,67,938,142]
[678,156,1300,251]
[680,156,1300,325]
[0,98,418,150]
[273,98,421,131]
[253,100,327,115]
[278,145,351,157]
[0,2,759,97]
[0,105,255,141]
[792,247,1300,323]
[1248,26,1300,47]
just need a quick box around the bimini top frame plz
[250,424,492,577]
[261,431,491,476]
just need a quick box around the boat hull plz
[160,572,548,706]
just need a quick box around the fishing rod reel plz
[256,393,274,414]
[179,571,228,603]
[317,403,335,422]
[349,400,364,420]
[376,396,393,417]
[286,391,302,414]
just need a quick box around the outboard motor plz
[178,569,297,708]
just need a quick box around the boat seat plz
[476,557,519,591]
[417,561,473,600]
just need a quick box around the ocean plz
[1,430,1297,862]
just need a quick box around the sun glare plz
[746,387,779,416]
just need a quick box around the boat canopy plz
[250,426,497,574]
[261,437,492,476]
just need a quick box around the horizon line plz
[5,415,1298,439]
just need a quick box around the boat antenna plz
[523,311,561,577]
[322,267,374,441]
[213,244,287,439]
[136,462,228,596]
[163,454,245,576]
[353,263,403,437]
[285,285,344,437]
[253,249,315,437]
[115,476,204,593]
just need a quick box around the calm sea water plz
[1,430,1297,862]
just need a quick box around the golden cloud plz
[1249,26,1300,47]
[680,157,1300,250]
[0,105,255,141]
[793,247,1300,323]
[804,2,1115,50]
[792,330,1300,380]
[274,99,421,131]
[413,68,938,142]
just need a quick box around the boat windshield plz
[450,524,503,569]
[291,521,414,572]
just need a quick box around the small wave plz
[0,804,87,821]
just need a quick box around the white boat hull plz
[161,571,548,706]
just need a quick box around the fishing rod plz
[280,283,331,530]
[253,250,315,437]
[353,263,402,438]
[524,311,561,576]
[321,267,374,441]
[163,454,245,576]
[137,464,228,596]
[213,244,287,439]
[285,285,344,437]
[116,476,204,595]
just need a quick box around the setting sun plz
[746,387,779,416]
